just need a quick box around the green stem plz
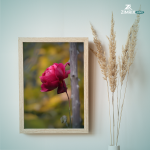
[66,91,71,128]
[62,81,71,128]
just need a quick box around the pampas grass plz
[90,23,108,81]
[91,23,112,145]
[90,6,141,146]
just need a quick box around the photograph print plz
[19,38,89,133]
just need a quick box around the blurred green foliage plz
[23,42,84,128]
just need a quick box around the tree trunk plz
[69,43,81,128]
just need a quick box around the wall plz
[0,0,150,150]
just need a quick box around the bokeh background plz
[23,42,84,128]
[0,0,150,150]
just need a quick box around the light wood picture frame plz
[18,37,89,133]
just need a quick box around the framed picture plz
[18,37,89,133]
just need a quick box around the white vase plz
[108,146,120,150]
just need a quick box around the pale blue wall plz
[0,0,150,150]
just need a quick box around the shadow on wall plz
[89,41,97,134]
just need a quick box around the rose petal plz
[64,70,70,79]
[45,66,56,76]
[41,84,49,92]
[42,72,45,76]
[45,80,59,90]
[40,72,57,82]
[53,63,59,69]
[55,63,65,80]
[64,62,70,67]
[57,80,67,94]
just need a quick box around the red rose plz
[40,62,70,94]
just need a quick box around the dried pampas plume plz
[128,12,140,68]
[119,8,140,85]
[119,28,131,85]
[90,23,108,80]
[106,13,117,93]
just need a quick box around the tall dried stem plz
[116,73,129,145]
[90,24,112,145]
[116,74,119,146]
[107,79,112,145]
[107,13,117,145]
[116,9,141,145]
[112,92,115,145]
